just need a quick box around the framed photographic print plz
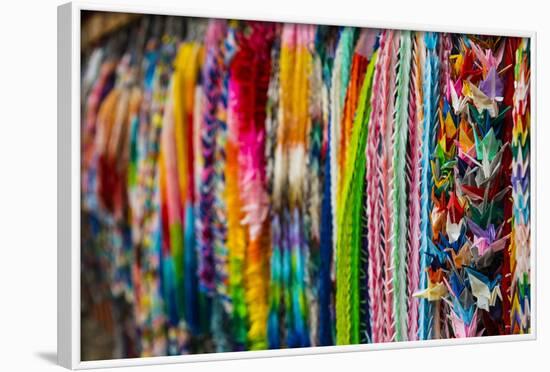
[57,1,536,369]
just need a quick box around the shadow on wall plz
[36,351,57,365]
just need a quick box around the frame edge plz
[58,2,74,370]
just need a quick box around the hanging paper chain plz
[80,16,532,358]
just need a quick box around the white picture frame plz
[57,1,537,369]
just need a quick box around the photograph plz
[78,9,531,361]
